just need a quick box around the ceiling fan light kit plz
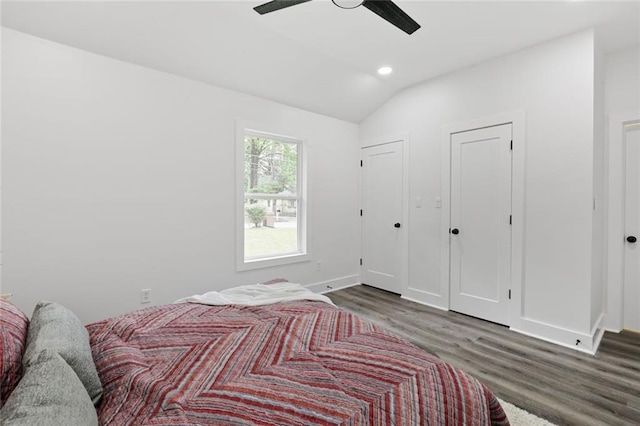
[254,0,421,35]
[332,0,364,9]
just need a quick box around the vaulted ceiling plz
[2,1,639,123]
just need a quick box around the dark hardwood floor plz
[328,285,640,426]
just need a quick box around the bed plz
[1,283,509,425]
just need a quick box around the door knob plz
[394,223,401,228]
[628,236,637,243]
[451,228,459,235]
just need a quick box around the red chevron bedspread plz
[87,300,509,425]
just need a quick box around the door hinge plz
[360,258,363,266]
[360,160,363,167]
[360,209,363,216]
[508,289,512,299]
[509,215,512,225]
[510,140,513,150]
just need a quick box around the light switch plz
[435,197,442,208]
[415,196,423,208]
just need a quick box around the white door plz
[361,141,403,293]
[624,122,640,332]
[450,124,512,325]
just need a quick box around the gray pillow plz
[0,349,99,425]
[23,301,103,405]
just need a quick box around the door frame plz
[606,111,640,331]
[360,134,410,295]
[440,111,525,328]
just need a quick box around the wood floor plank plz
[328,285,640,426]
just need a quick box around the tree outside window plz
[242,133,303,261]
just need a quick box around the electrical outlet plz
[140,289,151,304]
[316,261,322,271]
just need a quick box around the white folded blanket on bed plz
[174,282,335,306]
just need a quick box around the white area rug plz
[498,399,556,426]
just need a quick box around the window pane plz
[244,137,298,196]
[244,199,299,259]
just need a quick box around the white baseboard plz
[591,326,606,354]
[401,295,449,312]
[309,280,608,355]
[511,314,605,355]
[602,313,623,333]
[305,275,360,294]
[401,287,448,311]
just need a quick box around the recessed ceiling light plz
[378,66,393,76]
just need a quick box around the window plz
[237,127,308,270]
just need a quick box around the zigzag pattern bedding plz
[87,300,509,425]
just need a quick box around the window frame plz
[236,122,310,271]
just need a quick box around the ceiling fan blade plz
[361,0,420,35]
[254,0,313,15]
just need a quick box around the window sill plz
[237,253,311,272]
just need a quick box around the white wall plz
[1,29,361,323]
[0,22,3,295]
[591,36,605,331]
[360,30,601,350]
[605,47,640,114]
[604,46,640,330]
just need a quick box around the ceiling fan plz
[253,0,421,35]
